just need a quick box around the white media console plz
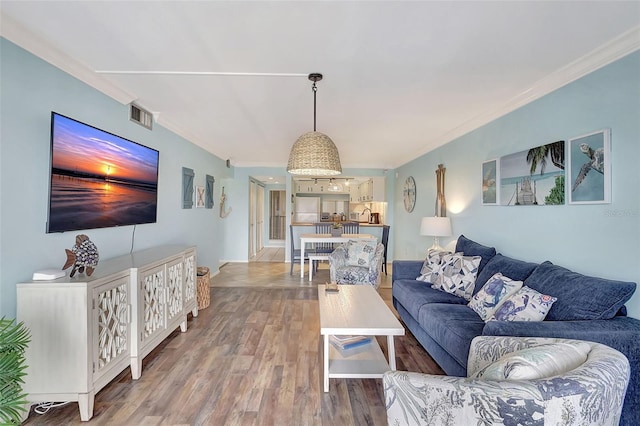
[17,245,198,421]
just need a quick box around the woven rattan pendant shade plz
[287,73,342,176]
[287,131,342,175]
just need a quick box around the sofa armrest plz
[391,260,423,282]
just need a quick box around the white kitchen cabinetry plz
[17,245,197,421]
[358,177,386,202]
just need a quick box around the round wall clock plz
[403,176,416,212]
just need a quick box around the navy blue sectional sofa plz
[392,235,640,426]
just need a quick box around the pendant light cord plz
[312,82,317,131]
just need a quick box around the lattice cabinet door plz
[166,257,184,324]
[92,275,130,382]
[184,249,197,309]
[140,264,166,344]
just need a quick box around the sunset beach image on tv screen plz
[47,113,159,233]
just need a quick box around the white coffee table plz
[318,284,405,392]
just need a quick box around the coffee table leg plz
[387,335,397,370]
[323,334,330,392]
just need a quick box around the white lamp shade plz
[420,216,452,237]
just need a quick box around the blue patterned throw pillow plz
[416,249,451,283]
[490,286,557,322]
[431,253,481,300]
[468,273,523,321]
[346,240,377,267]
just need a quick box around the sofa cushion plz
[524,261,636,321]
[490,286,557,322]
[454,234,496,274]
[431,253,481,301]
[468,273,524,321]
[393,279,467,320]
[473,254,539,296]
[418,303,485,368]
[472,341,591,380]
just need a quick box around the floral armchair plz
[383,336,630,426]
[328,241,384,289]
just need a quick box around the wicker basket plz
[196,266,210,310]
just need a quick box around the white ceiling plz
[1,1,639,171]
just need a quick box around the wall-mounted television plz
[47,112,159,233]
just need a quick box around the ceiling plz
[1,1,639,173]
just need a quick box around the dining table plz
[299,233,377,278]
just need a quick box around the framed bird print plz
[481,159,499,205]
[568,128,611,204]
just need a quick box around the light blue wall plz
[393,51,640,318]
[0,39,230,318]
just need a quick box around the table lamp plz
[420,216,452,251]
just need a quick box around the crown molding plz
[397,25,640,169]
[0,13,136,105]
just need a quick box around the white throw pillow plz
[472,342,592,380]
[489,286,557,322]
[468,273,523,321]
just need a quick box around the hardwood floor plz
[22,262,443,425]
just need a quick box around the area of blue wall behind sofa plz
[393,51,640,318]
[0,38,229,317]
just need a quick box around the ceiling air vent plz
[130,104,153,130]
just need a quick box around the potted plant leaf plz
[0,317,30,424]
[331,222,342,237]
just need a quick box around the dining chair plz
[290,225,313,275]
[381,225,390,275]
[314,222,335,254]
[341,222,360,234]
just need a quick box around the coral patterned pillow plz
[468,273,523,321]
[490,286,557,322]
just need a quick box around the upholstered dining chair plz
[289,225,313,275]
[383,336,630,426]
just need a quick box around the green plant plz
[332,222,342,229]
[0,317,30,424]
[545,175,565,205]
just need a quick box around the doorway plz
[248,179,264,260]
[269,190,286,240]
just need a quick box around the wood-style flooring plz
[22,261,443,425]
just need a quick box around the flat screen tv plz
[47,112,159,233]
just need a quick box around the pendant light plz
[287,73,342,176]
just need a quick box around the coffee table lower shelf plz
[327,337,391,378]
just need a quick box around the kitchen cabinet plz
[358,177,386,202]
[17,245,197,421]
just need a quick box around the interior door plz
[249,180,256,259]
[256,184,264,253]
